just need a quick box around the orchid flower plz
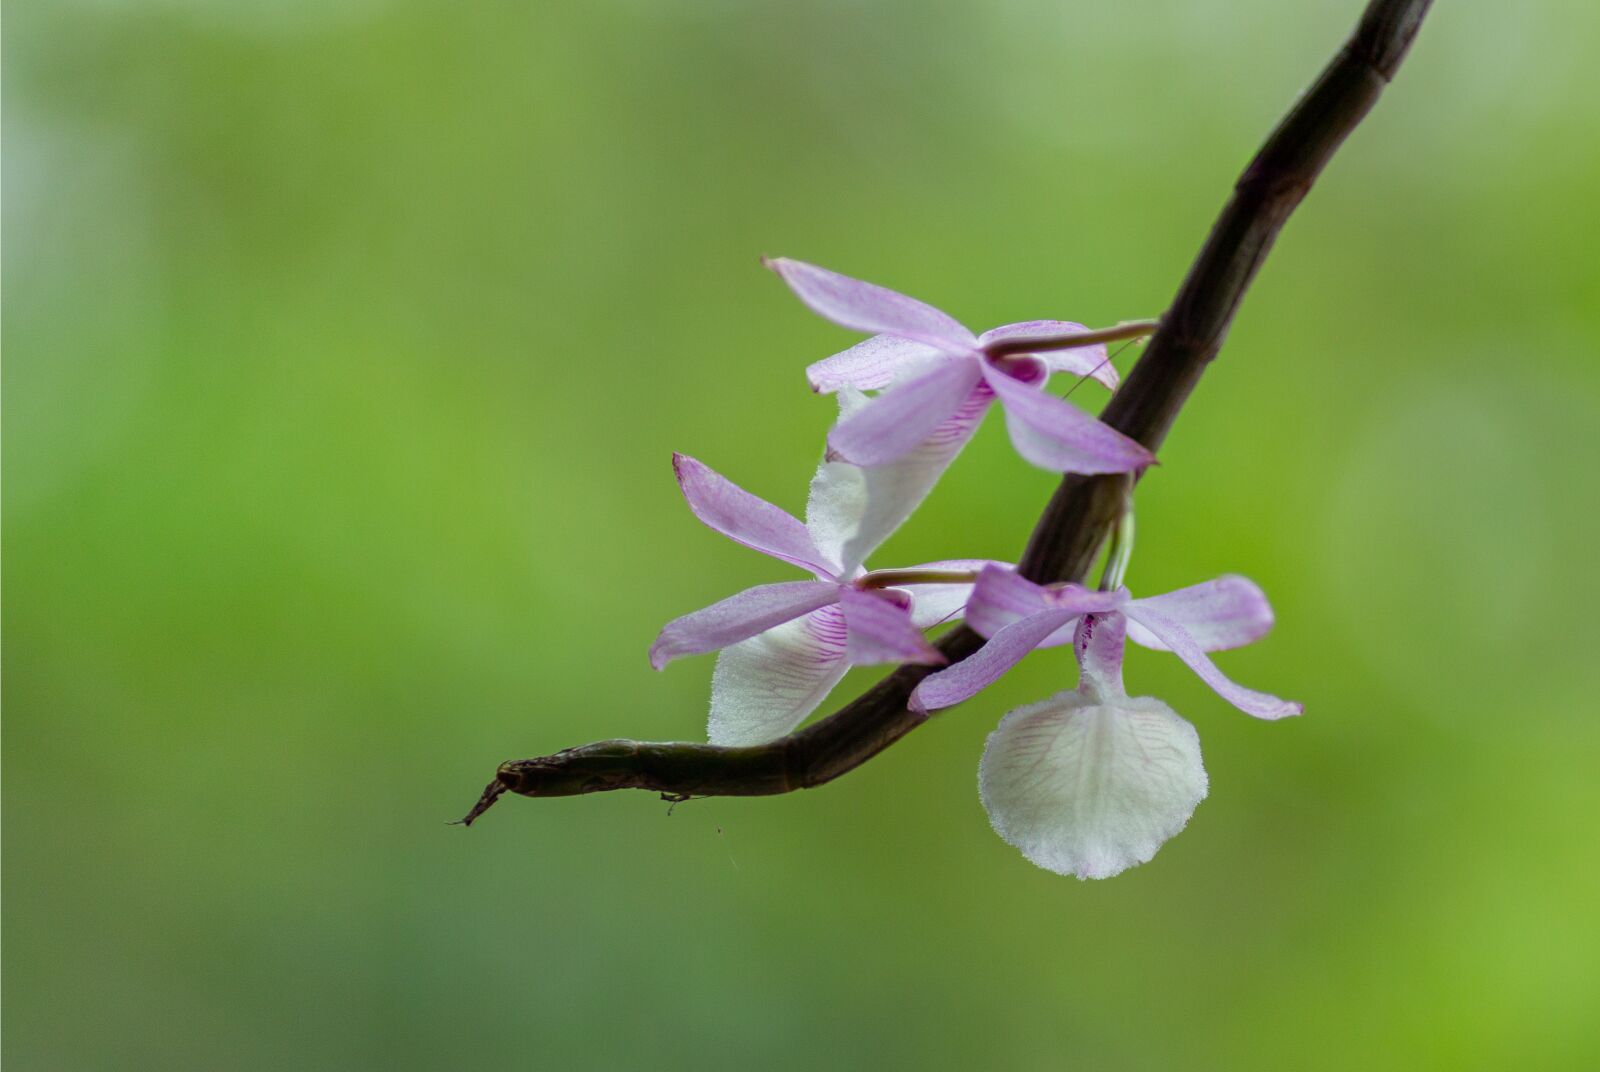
[766,257,1155,479]
[910,565,1300,879]
[650,453,996,745]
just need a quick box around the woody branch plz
[459,0,1433,825]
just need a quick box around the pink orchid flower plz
[766,257,1154,475]
[650,453,997,745]
[911,565,1300,879]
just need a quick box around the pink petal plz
[649,581,842,670]
[978,320,1119,389]
[828,358,985,467]
[982,366,1155,474]
[708,605,851,745]
[673,454,837,578]
[1119,603,1303,720]
[963,565,1053,637]
[765,257,977,353]
[838,586,944,666]
[910,606,1081,713]
[806,335,947,393]
[1124,576,1275,652]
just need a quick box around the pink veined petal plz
[982,366,1155,474]
[910,606,1081,713]
[838,587,944,666]
[673,454,837,578]
[1073,611,1128,700]
[1123,575,1276,653]
[899,559,1009,629]
[649,581,842,670]
[978,320,1119,390]
[708,604,850,745]
[1119,602,1303,720]
[765,257,977,353]
[806,335,947,393]
[828,358,985,467]
[838,382,992,572]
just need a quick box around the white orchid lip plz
[979,689,1208,880]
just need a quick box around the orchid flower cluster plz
[649,259,1301,879]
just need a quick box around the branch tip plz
[455,778,508,827]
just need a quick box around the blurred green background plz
[7,0,1599,1068]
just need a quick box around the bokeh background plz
[7,0,1600,1068]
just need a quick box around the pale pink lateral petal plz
[838,587,944,666]
[1123,575,1276,652]
[909,607,1080,713]
[764,257,977,352]
[708,604,850,745]
[806,335,946,393]
[901,559,1010,629]
[1072,611,1128,701]
[838,382,992,572]
[982,366,1154,474]
[979,320,1119,389]
[1120,603,1303,720]
[673,454,837,578]
[979,691,1207,879]
[649,581,842,670]
[828,358,985,467]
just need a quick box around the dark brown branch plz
[460,0,1433,824]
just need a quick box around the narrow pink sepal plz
[827,358,985,467]
[764,257,977,353]
[649,581,842,670]
[838,587,944,666]
[1123,575,1275,653]
[1120,602,1302,720]
[982,366,1154,474]
[672,454,837,578]
[909,606,1081,713]
[963,565,1052,637]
